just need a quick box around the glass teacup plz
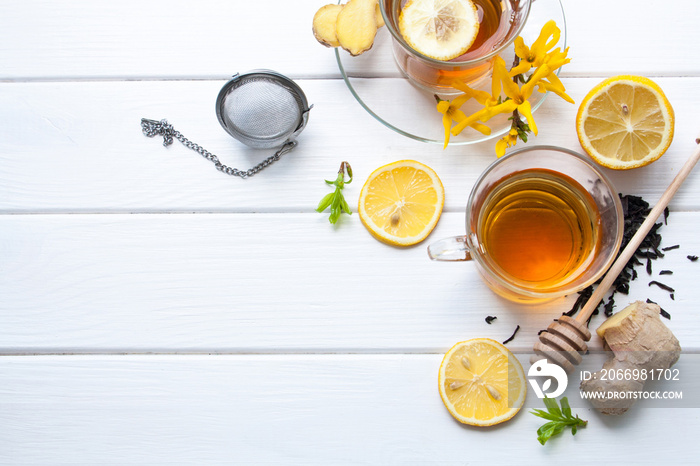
[380,0,531,94]
[428,146,624,303]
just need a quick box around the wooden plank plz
[1,211,697,353]
[1,1,697,464]
[1,77,700,213]
[1,0,698,80]
[1,354,698,464]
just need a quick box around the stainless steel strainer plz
[141,70,312,178]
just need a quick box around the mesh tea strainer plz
[141,70,312,178]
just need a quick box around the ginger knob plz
[312,0,384,55]
[579,301,681,415]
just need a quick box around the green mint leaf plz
[536,422,558,445]
[530,409,562,422]
[316,192,335,212]
[560,397,572,418]
[329,206,340,224]
[543,397,561,416]
[533,397,587,446]
[537,422,566,445]
[340,195,352,215]
[318,162,353,225]
[550,423,566,438]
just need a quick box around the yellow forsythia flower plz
[449,56,511,135]
[509,20,561,77]
[437,95,490,148]
[495,128,519,157]
[435,20,574,154]
[437,96,469,149]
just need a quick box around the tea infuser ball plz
[141,69,312,178]
[216,70,311,150]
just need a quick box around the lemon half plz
[576,75,674,170]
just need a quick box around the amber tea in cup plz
[428,146,624,303]
[381,0,531,94]
[480,168,599,288]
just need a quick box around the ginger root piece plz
[312,0,384,54]
[313,4,343,48]
[336,0,379,56]
[580,301,681,415]
[375,2,385,28]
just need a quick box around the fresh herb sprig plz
[317,161,353,224]
[531,397,587,445]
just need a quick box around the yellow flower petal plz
[442,113,452,149]
[451,106,491,135]
[470,121,491,135]
[437,100,451,114]
[521,64,551,99]
[452,107,470,123]
[495,129,519,157]
[452,93,472,108]
[513,37,530,60]
[492,56,510,97]
[495,138,508,157]
[500,76,521,102]
[543,71,564,89]
[480,100,518,122]
[531,20,559,57]
[542,22,561,52]
[543,48,570,72]
[451,81,493,107]
[509,60,531,77]
[538,79,575,104]
[517,100,537,135]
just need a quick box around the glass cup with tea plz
[380,0,531,94]
[428,146,624,303]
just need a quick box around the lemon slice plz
[576,75,674,170]
[358,160,444,246]
[439,338,527,426]
[399,0,479,61]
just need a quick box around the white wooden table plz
[2,0,700,463]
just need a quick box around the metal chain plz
[140,118,297,179]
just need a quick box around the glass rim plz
[379,0,533,67]
[465,145,625,300]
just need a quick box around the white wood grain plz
[1,211,697,353]
[1,355,698,464]
[2,0,700,463]
[1,77,700,213]
[1,0,698,80]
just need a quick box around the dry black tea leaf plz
[569,194,674,319]
[502,325,520,345]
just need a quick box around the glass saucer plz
[335,0,566,145]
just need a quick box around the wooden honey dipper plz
[534,138,700,372]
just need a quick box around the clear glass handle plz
[427,236,473,261]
